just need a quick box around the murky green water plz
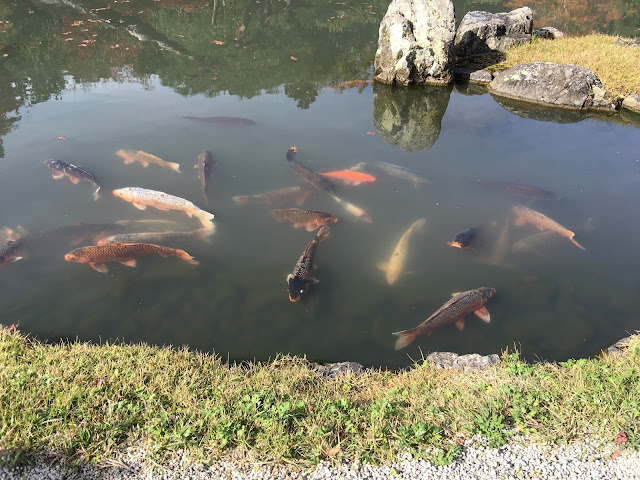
[1,0,639,368]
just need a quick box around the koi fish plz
[112,187,215,232]
[378,219,426,285]
[194,150,215,203]
[331,195,372,223]
[64,243,198,273]
[232,186,311,207]
[271,208,338,231]
[183,116,255,126]
[512,205,585,250]
[286,146,336,194]
[448,228,479,249]
[512,218,594,254]
[319,170,376,186]
[353,162,431,187]
[0,227,26,265]
[393,287,496,350]
[97,228,212,246]
[45,159,101,200]
[115,149,181,173]
[40,223,127,246]
[478,219,512,267]
[330,80,373,91]
[287,226,330,302]
[478,181,558,200]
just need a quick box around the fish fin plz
[133,203,147,210]
[169,162,181,173]
[177,249,199,265]
[514,215,527,226]
[232,195,250,205]
[377,262,388,272]
[69,177,80,184]
[123,157,135,164]
[119,259,137,267]
[52,172,64,179]
[567,232,586,250]
[451,292,462,297]
[455,318,465,331]
[474,306,491,323]
[141,160,149,167]
[11,256,23,263]
[304,224,317,231]
[154,206,171,211]
[89,262,108,273]
[315,226,330,242]
[93,188,100,201]
[310,277,319,285]
[195,228,213,243]
[286,274,293,281]
[392,328,419,350]
[351,181,361,186]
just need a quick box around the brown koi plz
[286,146,336,194]
[232,186,311,207]
[271,208,338,231]
[194,150,214,203]
[45,159,101,200]
[287,226,330,302]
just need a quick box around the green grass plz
[1,326,639,467]
[492,34,640,99]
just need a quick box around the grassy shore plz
[492,34,640,99]
[1,326,639,467]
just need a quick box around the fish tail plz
[176,249,199,265]
[315,226,330,242]
[197,211,215,232]
[411,218,427,232]
[232,195,250,205]
[393,328,419,350]
[93,186,101,201]
[195,227,213,243]
[169,162,181,173]
[568,231,586,250]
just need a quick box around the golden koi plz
[378,219,426,285]
[116,149,181,173]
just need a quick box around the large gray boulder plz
[489,62,616,111]
[374,0,456,86]
[455,7,533,57]
[373,82,451,151]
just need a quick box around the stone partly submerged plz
[454,7,533,57]
[489,62,617,111]
[426,352,501,371]
[374,0,456,86]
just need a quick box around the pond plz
[0,0,639,369]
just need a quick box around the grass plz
[491,33,640,99]
[1,326,639,468]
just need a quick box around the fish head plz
[287,275,308,302]
[112,188,131,201]
[479,287,497,302]
[64,250,88,263]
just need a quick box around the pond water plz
[0,0,639,368]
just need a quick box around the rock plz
[622,94,640,114]
[493,95,587,124]
[426,351,500,370]
[534,27,565,39]
[453,67,493,84]
[315,361,364,379]
[615,36,640,48]
[489,62,617,111]
[454,7,533,57]
[372,82,451,151]
[374,0,456,85]
[606,336,635,356]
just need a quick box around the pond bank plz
[1,326,638,476]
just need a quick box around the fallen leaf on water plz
[290,56,298,61]
[367,131,377,135]
[323,447,341,457]
[57,136,66,140]
[615,431,627,444]
[212,40,225,45]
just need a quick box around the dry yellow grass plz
[494,34,640,99]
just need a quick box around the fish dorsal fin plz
[455,319,465,331]
[474,306,491,323]
[451,291,462,297]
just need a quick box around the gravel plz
[2,436,639,480]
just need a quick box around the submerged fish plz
[286,146,336,194]
[512,218,594,254]
[479,219,512,267]
[271,208,338,231]
[378,218,426,285]
[331,195,372,223]
[194,150,215,202]
[45,159,101,200]
[97,228,212,246]
[478,181,558,200]
[512,205,585,250]
[287,226,330,302]
[232,186,311,207]
[112,187,215,232]
[353,162,431,187]
[0,228,26,265]
[393,287,496,350]
[319,170,376,186]
[116,149,181,173]
[448,228,479,249]
[40,223,127,246]
[330,80,373,91]
[64,243,199,273]
[183,116,255,126]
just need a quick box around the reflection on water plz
[0,0,639,368]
